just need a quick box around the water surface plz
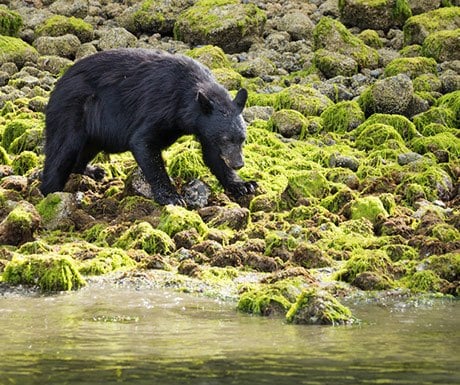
[0,283,458,385]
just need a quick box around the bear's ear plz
[233,88,248,113]
[197,91,213,115]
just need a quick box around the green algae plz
[430,223,460,243]
[402,270,443,293]
[412,107,456,130]
[114,221,176,255]
[264,230,298,257]
[8,127,44,155]
[36,193,63,224]
[11,150,39,175]
[3,254,86,291]
[268,109,310,139]
[350,196,389,225]
[413,73,442,93]
[0,145,10,165]
[382,244,418,262]
[355,123,405,151]
[384,57,437,79]
[425,253,460,283]
[411,132,460,158]
[320,101,365,133]
[437,91,460,127]
[286,288,357,325]
[35,15,94,43]
[237,278,303,316]
[1,117,44,152]
[284,170,331,203]
[0,8,23,36]
[17,240,53,255]
[79,248,137,276]
[158,205,208,237]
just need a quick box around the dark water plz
[0,284,458,385]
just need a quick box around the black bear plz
[40,48,257,205]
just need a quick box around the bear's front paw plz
[155,191,187,206]
[226,180,258,197]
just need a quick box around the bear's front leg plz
[130,142,186,206]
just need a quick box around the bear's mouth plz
[221,155,244,170]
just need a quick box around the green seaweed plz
[79,248,137,275]
[157,205,208,237]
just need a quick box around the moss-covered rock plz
[275,85,333,116]
[0,8,23,37]
[8,126,44,155]
[437,91,460,128]
[121,0,193,36]
[173,0,267,53]
[237,278,302,316]
[354,113,419,141]
[0,36,38,67]
[313,48,358,78]
[114,221,176,254]
[384,56,437,79]
[3,254,86,291]
[185,45,231,69]
[313,16,380,69]
[424,28,460,64]
[335,248,394,287]
[339,0,412,31]
[412,107,457,130]
[268,109,309,139]
[403,7,460,45]
[358,29,384,48]
[33,34,81,59]
[35,15,94,43]
[79,248,137,275]
[358,74,414,117]
[0,201,40,246]
[286,288,357,325]
[157,205,208,237]
[321,101,365,133]
[355,123,405,151]
[402,270,444,293]
[1,117,43,152]
[36,192,78,231]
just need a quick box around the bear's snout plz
[222,154,244,170]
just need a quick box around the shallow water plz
[0,283,458,385]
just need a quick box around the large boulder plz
[407,0,441,15]
[339,0,412,31]
[422,29,460,62]
[173,0,267,53]
[33,34,81,59]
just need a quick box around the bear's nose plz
[233,161,244,170]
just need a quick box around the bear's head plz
[196,88,248,170]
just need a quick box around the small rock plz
[182,179,211,209]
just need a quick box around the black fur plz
[40,48,257,205]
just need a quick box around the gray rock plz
[276,12,315,41]
[361,74,414,116]
[440,69,460,93]
[407,0,441,15]
[243,106,275,122]
[182,179,211,209]
[49,0,89,19]
[314,49,358,78]
[398,152,423,166]
[33,34,81,59]
[329,154,359,172]
[97,27,137,51]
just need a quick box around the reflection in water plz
[0,284,458,385]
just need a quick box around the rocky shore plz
[0,0,459,325]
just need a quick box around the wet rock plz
[124,168,154,199]
[328,154,360,171]
[292,243,333,269]
[243,106,274,122]
[244,252,279,272]
[174,0,267,53]
[178,259,202,277]
[422,29,460,63]
[182,179,211,209]
[210,245,244,268]
[407,0,441,15]
[198,205,249,231]
[352,271,393,290]
[286,288,357,325]
[398,152,423,166]
[0,175,28,194]
[269,109,309,138]
[0,200,40,246]
[173,228,201,249]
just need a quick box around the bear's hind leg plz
[40,134,87,195]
